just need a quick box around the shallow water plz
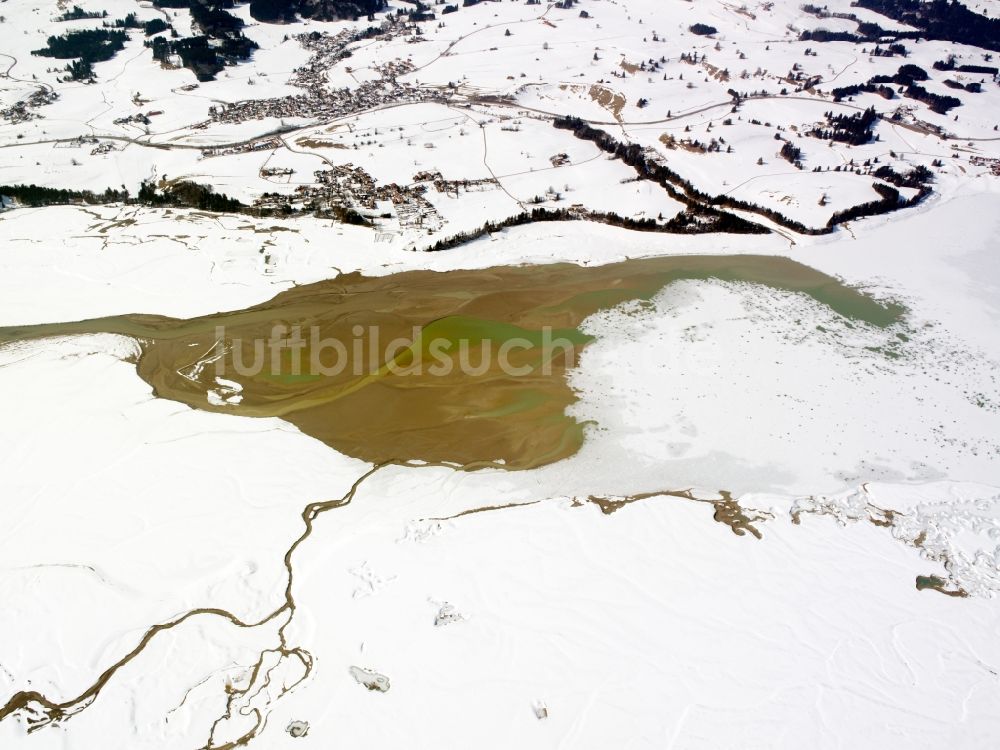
[0,255,903,469]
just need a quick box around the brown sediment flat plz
[588,84,626,120]
[915,574,968,597]
[0,255,903,470]
[588,489,773,538]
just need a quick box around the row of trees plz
[857,0,1000,52]
[553,116,772,234]
[553,116,832,234]
[248,0,385,22]
[423,203,743,254]
[934,57,998,76]
[56,5,107,21]
[833,65,962,114]
[136,181,245,212]
[0,184,129,207]
[0,180,386,222]
[872,164,933,188]
[802,0,1000,53]
[827,182,930,227]
[905,83,962,114]
[554,115,933,234]
[832,82,896,101]
[1,181,244,213]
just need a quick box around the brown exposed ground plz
[0,255,902,470]
[588,84,627,121]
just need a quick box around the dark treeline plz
[799,22,904,44]
[144,18,171,36]
[146,0,257,80]
[934,57,999,75]
[0,180,379,221]
[955,64,996,75]
[423,204,750,253]
[136,180,245,212]
[831,81,896,101]
[153,34,257,80]
[942,79,982,93]
[870,64,962,113]
[780,141,803,167]
[31,11,179,81]
[801,0,1000,59]
[32,28,128,62]
[63,59,95,81]
[827,182,931,226]
[424,210,584,252]
[401,1,435,23]
[249,0,385,22]
[870,42,909,57]
[903,83,962,114]
[56,5,107,20]
[105,12,143,28]
[857,0,1000,52]
[833,65,962,114]
[32,27,130,81]
[156,0,386,24]
[887,64,930,83]
[799,29,864,43]
[872,164,933,188]
[553,116,776,234]
[554,115,821,233]
[689,23,718,36]
[809,107,879,145]
[554,115,932,234]
[189,0,246,34]
[0,181,244,213]
[0,184,129,207]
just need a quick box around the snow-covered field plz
[2,0,1000,748]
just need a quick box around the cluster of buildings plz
[430,177,500,196]
[208,30,438,125]
[0,89,58,124]
[90,141,116,155]
[211,76,437,125]
[201,137,283,158]
[322,163,438,215]
[113,111,155,127]
[252,163,442,233]
[970,155,1000,176]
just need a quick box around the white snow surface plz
[2,193,1000,749]
[1,0,1000,747]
